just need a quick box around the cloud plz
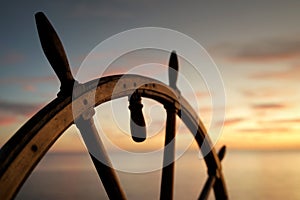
[234,117,300,134]
[223,118,244,126]
[0,75,57,94]
[0,116,17,126]
[0,100,43,126]
[241,87,293,98]
[249,65,300,80]
[0,75,56,85]
[214,117,244,128]
[0,75,57,99]
[213,36,300,63]
[70,2,133,19]
[259,118,300,124]
[0,100,42,116]
[273,119,300,123]
[1,52,25,65]
[237,127,292,134]
[23,85,37,92]
[251,103,286,110]
[0,76,56,126]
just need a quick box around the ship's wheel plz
[0,12,228,200]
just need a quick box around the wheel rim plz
[0,74,227,200]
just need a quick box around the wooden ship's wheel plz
[0,12,228,200]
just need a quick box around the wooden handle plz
[128,92,146,142]
[35,12,75,92]
[168,51,179,90]
[218,145,226,161]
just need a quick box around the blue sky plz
[1,1,300,150]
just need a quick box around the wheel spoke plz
[198,175,216,200]
[75,117,126,200]
[35,12,76,95]
[159,51,180,200]
[160,107,177,200]
[198,146,227,200]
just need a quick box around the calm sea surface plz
[16,150,300,200]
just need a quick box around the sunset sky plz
[1,1,300,152]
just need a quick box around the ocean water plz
[16,150,300,200]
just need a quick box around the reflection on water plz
[16,150,300,200]
[224,150,300,200]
